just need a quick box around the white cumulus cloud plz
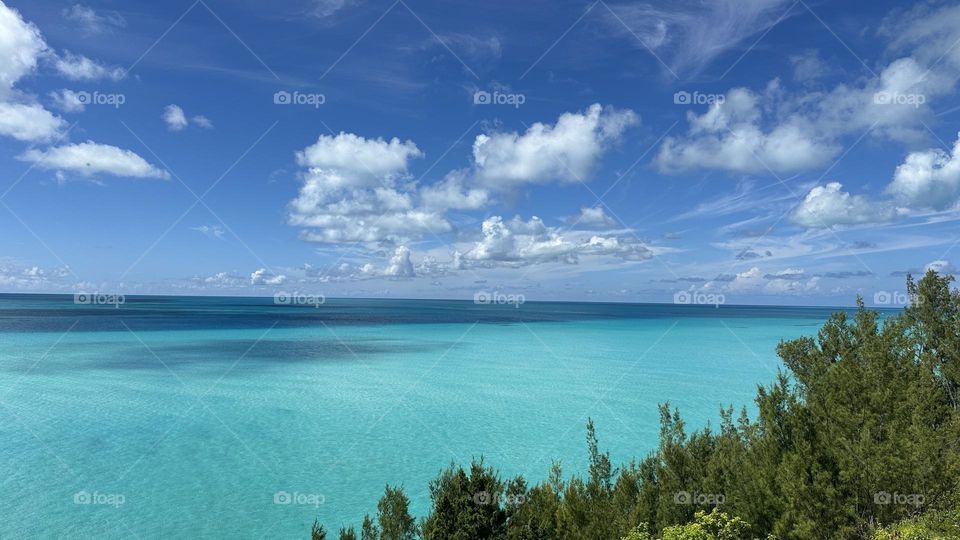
[791,182,895,228]
[569,206,618,229]
[0,1,46,95]
[886,133,960,211]
[457,215,652,268]
[250,268,287,286]
[0,101,65,142]
[288,132,447,244]
[18,141,170,179]
[657,86,838,174]
[384,246,415,277]
[162,104,189,131]
[49,89,86,112]
[163,104,214,131]
[472,103,637,189]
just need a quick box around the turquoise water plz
[0,295,846,538]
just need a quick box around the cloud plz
[790,133,960,230]
[659,3,960,177]
[892,259,959,278]
[297,131,422,178]
[657,85,839,174]
[288,132,446,244]
[250,268,287,286]
[420,170,490,211]
[18,141,170,179]
[0,2,176,187]
[818,270,873,279]
[790,49,829,82]
[191,115,214,129]
[886,133,960,211]
[763,268,806,280]
[717,266,819,295]
[881,3,960,77]
[62,4,125,35]
[791,182,896,228]
[192,225,225,239]
[0,2,66,143]
[53,51,125,81]
[287,108,649,277]
[472,103,637,189]
[0,1,46,95]
[384,246,415,277]
[604,0,795,76]
[162,105,214,131]
[457,215,652,268]
[310,0,355,18]
[736,248,771,260]
[162,104,188,131]
[569,206,617,229]
[0,101,66,142]
[198,272,245,288]
[433,33,502,67]
[924,259,957,275]
[0,262,72,290]
[815,56,949,143]
[49,89,86,112]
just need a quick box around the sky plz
[1,0,960,305]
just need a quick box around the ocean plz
[0,294,852,538]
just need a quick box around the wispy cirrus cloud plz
[603,0,797,77]
[62,4,125,35]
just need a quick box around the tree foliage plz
[316,271,960,539]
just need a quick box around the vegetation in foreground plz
[311,271,960,539]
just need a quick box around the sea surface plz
[0,294,862,538]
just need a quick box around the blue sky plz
[1,0,960,305]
